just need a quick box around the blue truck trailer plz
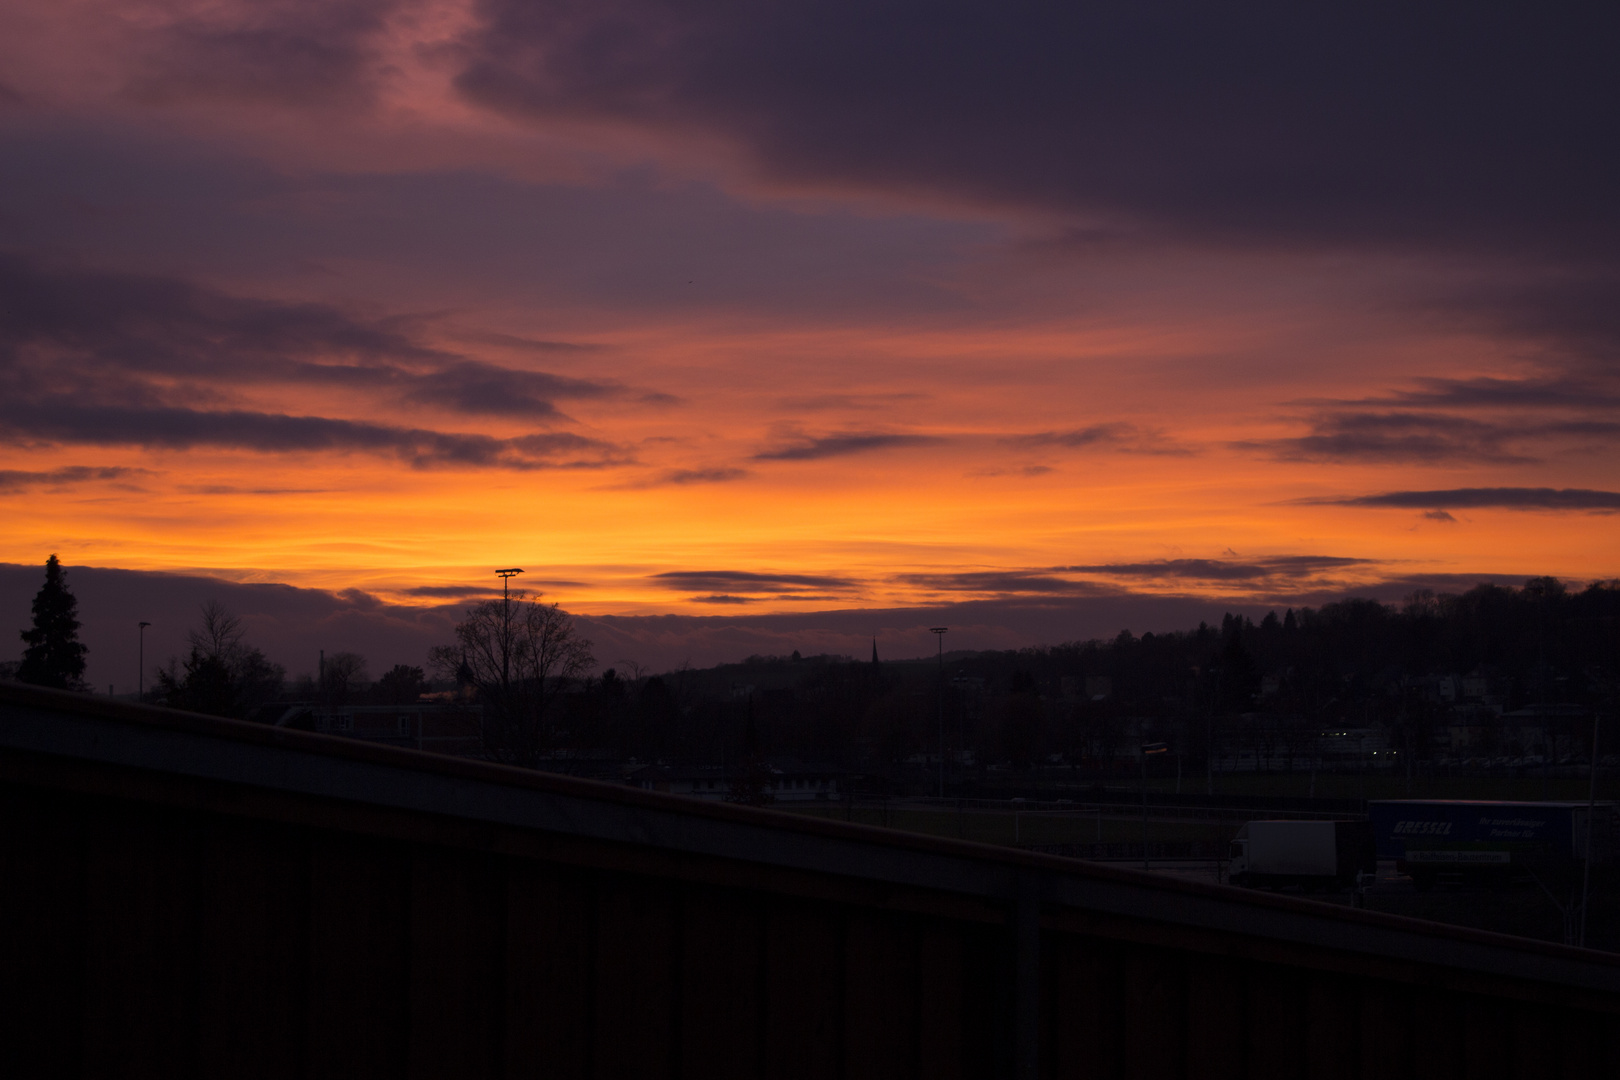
[1368,800,1615,890]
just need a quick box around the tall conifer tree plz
[18,554,88,690]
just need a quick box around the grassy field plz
[1366,869,1620,952]
[779,804,1237,847]
[1009,771,1617,803]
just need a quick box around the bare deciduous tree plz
[430,592,594,765]
[156,601,284,718]
[320,651,368,704]
[188,600,242,664]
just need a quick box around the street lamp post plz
[931,627,948,798]
[137,622,151,701]
[1140,742,1169,870]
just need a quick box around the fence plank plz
[1463,996,1513,1080]
[763,898,843,1080]
[1047,934,1123,1079]
[1123,946,1187,1080]
[195,819,309,1080]
[504,860,593,1079]
[81,805,198,1080]
[1246,966,1307,1080]
[593,873,678,1080]
[407,847,506,1080]
[844,907,920,1080]
[916,917,966,1080]
[1409,989,1464,1080]
[306,833,411,1080]
[1305,973,1359,1080]
[1357,981,1413,1080]
[1507,1004,1557,1080]
[679,885,765,1080]
[1184,952,1246,1080]
[0,785,85,1080]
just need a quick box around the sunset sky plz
[3,4,1618,684]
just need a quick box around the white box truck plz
[1228,820,1375,890]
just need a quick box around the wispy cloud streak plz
[754,432,941,461]
[1302,488,1620,512]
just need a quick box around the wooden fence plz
[2,682,1617,1079]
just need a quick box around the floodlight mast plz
[931,627,948,798]
[496,568,524,603]
[495,569,524,688]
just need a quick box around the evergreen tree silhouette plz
[18,554,88,691]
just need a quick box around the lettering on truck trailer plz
[1404,851,1511,863]
[1481,816,1546,839]
[1393,821,1452,835]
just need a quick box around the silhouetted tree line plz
[542,578,1619,781]
[8,558,1616,781]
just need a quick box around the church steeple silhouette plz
[871,637,880,665]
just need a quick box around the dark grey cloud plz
[611,467,752,490]
[451,4,1620,391]
[776,392,926,412]
[0,252,637,423]
[897,571,1114,596]
[403,585,501,598]
[0,398,630,470]
[464,330,607,355]
[0,253,659,468]
[1002,423,1192,456]
[1242,408,1620,465]
[1314,375,1620,413]
[969,465,1054,478]
[1304,488,1620,512]
[457,4,1620,264]
[402,579,588,599]
[652,570,858,594]
[1433,272,1620,362]
[0,252,439,376]
[1002,424,1136,450]
[1235,412,1538,465]
[508,432,628,462]
[124,0,399,107]
[1061,556,1374,582]
[181,486,331,496]
[0,465,144,493]
[403,361,619,419]
[661,467,750,485]
[754,431,941,461]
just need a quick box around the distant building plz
[1315,726,1388,762]
[628,762,842,802]
[268,702,483,757]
